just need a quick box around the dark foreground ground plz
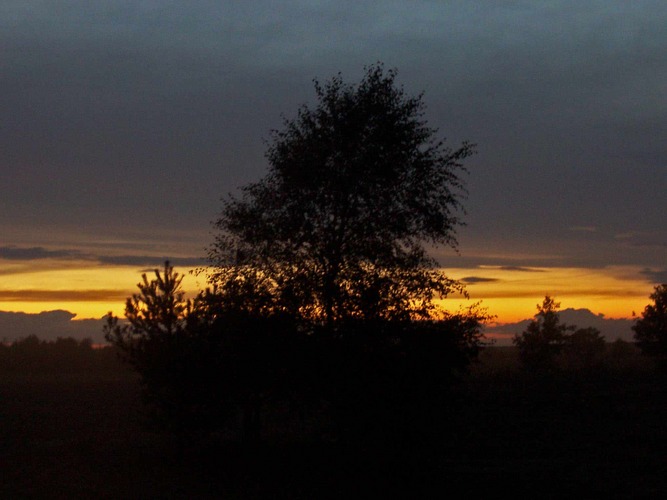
[2,346,667,498]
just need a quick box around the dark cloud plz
[497,266,546,273]
[461,276,499,284]
[0,246,83,261]
[0,245,204,269]
[1,1,666,272]
[0,290,130,302]
[97,255,206,268]
[0,310,108,343]
[639,268,667,284]
[485,307,635,345]
[616,231,667,249]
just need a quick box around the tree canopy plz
[104,65,486,447]
[514,296,605,372]
[633,284,667,360]
[514,296,572,371]
[209,64,475,329]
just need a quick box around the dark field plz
[2,345,667,498]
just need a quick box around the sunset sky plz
[2,2,666,336]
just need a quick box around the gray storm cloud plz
[1,0,665,274]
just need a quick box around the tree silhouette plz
[514,296,573,372]
[633,284,667,362]
[562,326,606,371]
[204,64,488,450]
[104,263,238,444]
[105,65,487,449]
[104,262,298,444]
[209,63,475,330]
[514,296,606,372]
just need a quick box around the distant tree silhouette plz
[514,296,573,372]
[633,284,667,362]
[209,63,475,330]
[514,296,606,372]
[606,338,643,372]
[0,335,114,373]
[561,326,606,371]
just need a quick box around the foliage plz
[561,326,606,371]
[204,64,487,444]
[0,335,119,374]
[633,284,667,360]
[513,296,606,372]
[307,306,492,446]
[209,63,474,329]
[104,263,235,438]
[104,262,301,442]
[513,296,573,371]
[106,65,487,447]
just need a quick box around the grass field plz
[2,345,667,498]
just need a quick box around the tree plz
[514,296,573,372]
[633,284,667,361]
[107,66,485,450]
[209,63,475,329]
[104,262,297,445]
[207,64,486,449]
[514,296,607,372]
[104,263,237,443]
[561,326,606,371]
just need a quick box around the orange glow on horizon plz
[0,263,202,319]
[0,260,656,324]
[441,266,654,323]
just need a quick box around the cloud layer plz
[0,1,665,329]
[0,310,108,343]
[486,308,636,345]
[2,1,666,273]
[0,246,204,268]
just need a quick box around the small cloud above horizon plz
[0,245,204,270]
[485,306,635,343]
[0,246,83,261]
[0,310,108,343]
[461,276,500,284]
[495,266,546,273]
[614,231,667,249]
[0,289,131,302]
[97,255,206,267]
[640,268,667,284]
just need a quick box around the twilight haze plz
[1,2,666,341]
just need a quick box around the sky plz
[1,1,666,340]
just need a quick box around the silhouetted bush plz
[603,338,646,373]
[633,284,667,364]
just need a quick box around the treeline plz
[103,264,489,447]
[511,291,667,374]
[0,336,123,374]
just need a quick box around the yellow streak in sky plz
[0,263,202,319]
[0,260,656,324]
[441,266,654,323]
